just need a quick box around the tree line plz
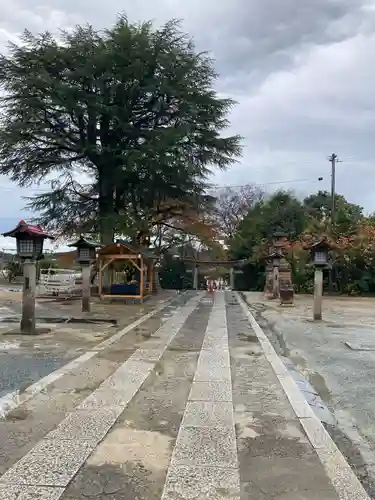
[217,186,375,295]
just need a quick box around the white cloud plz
[0,0,374,224]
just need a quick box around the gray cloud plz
[0,0,375,224]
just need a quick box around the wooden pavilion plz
[97,241,157,301]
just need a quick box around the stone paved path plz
[0,291,179,419]
[0,291,366,499]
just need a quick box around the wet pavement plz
[244,291,375,498]
[0,350,75,399]
[0,290,178,418]
[0,291,363,499]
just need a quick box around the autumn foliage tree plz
[227,187,375,294]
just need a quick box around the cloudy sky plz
[0,0,374,249]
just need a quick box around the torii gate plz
[182,258,245,290]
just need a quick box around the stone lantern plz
[3,220,53,261]
[263,231,294,305]
[265,251,283,298]
[310,240,330,268]
[2,220,54,334]
[68,236,100,312]
[308,237,333,320]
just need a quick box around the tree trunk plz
[98,172,115,288]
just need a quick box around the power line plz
[210,176,325,191]
[0,175,326,195]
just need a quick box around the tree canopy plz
[227,187,375,295]
[0,16,242,245]
[303,190,363,235]
[230,190,307,260]
[213,185,264,242]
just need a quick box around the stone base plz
[264,284,274,299]
[266,293,278,300]
[279,287,294,306]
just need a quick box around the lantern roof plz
[301,233,339,251]
[310,235,337,251]
[2,220,54,240]
[68,235,101,249]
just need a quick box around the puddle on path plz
[237,332,259,343]
[308,371,332,403]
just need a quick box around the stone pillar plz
[313,268,323,320]
[229,267,235,290]
[20,259,37,334]
[272,265,280,298]
[82,264,91,313]
[264,262,274,298]
[279,258,294,305]
[152,264,161,294]
[193,265,199,290]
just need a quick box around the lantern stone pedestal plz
[273,265,280,298]
[81,264,91,313]
[20,260,37,334]
[229,267,235,290]
[68,236,100,314]
[279,258,294,306]
[308,237,334,321]
[153,263,161,294]
[264,263,274,299]
[313,268,324,320]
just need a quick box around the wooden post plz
[313,267,323,320]
[140,257,144,298]
[148,263,153,294]
[111,264,115,286]
[81,264,91,313]
[20,259,37,334]
[98,258,102,297]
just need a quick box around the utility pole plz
[328,153,341,294]
[328,153,340,230]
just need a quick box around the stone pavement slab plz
[0,293,202,494]
[244,291,375,498]
[0,291,184,421]
[0,293,198,477]
[61,295,212,500]
[0,291,367,499]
